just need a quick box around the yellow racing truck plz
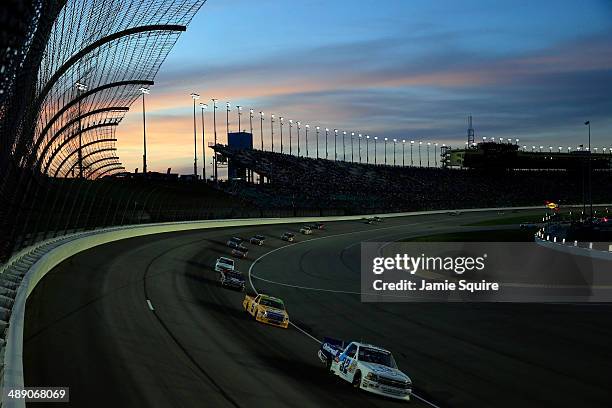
[243,293,289,328]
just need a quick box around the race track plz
[23,211,612,407]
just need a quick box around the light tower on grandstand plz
[435,142,438,167]
[75,82,87,178]
[419,141,423,167]
[270,114,275,152]
[249,109,254,135]
[467,115,475,147]
[402,140,406,166]
[199,102,207,181]
[190,93,200,178]
[374,136,378,164]
[393,139,397,166]
[410,140,414,166]
[342,131,347,161]
[316,126,320,159]
[384,137,388,165]
[305,124,310,157]
[212,98,218,182]
[427,142,431,167]
[358,134,362,163]
[558,146,563,153]
[259,111,265,151]
[351,132,355,163]
[366,135,370,164]
[325,128,329,159]
[236,105,242,132]
[279,117,284,153]
[334,129,338,160]
[289,120,293,155]
[297,121,301,156]
[139,87,149,175]
[226,102,231,135]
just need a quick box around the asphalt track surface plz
[24,211,612,407]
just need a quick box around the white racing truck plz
[318,337,412,401]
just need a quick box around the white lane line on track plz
[247,225,442,408]
[146,299,155,311]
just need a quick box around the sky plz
[116,0,612,176]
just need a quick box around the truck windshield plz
[358,347,397,368]
[260,298,284,310]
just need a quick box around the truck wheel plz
[352,371,362,389]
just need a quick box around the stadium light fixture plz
[393,138,397,166]
[515,138,520,145]
[539,145,543,152]
[410,140,414,166]
[139,87,149,175]
[384,137,389,165]
[374,136,378,165]
[342,131,347,161]
[435,142,439,167]
[427,142,431,167]
[549,146,553,152]
[225,101,231,137]
[324,128,329,159]
[289,120,294,156]
[305,124,310,157]
[358,134,362,164]
[249,108,254,135]
[279,117,284,154]
[199,102,208,181]
[316,126,321,159]
[236,105,242,132]
[211,98,218,181]
[259,111,265,151]
[366,135,370,164]
[350,132,355,163]
[419,141,423,167]
[334,129,338,160]
[190,93,200,178]
[297,121,302,157]
[270,114,275,153]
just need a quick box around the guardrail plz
[0,204,610,407]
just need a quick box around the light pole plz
[279,117,284,153]
[366,135,370,164]
[297,121,301,156]
[585,120,592,218]
[410,140,414,166]
[212,98,218,182]
[325,128,329,159]
[249,109,254,135]
[289,120,293,155]
[305,124,310,157]
[139,86,149,175]
[334,129,338,160]
[190,93,200,178]
[270,114,275,152]
[350,132,355,163]
[236,105,242,132]
[419,141,422,167]
[200,102,207,181]
[427,142,431,167]
[434,142,438,167]
[226,101,230,136]
[402,140,406,166]
[374,136,378,164]
[316,126,320,159]
[358,134,362,163]
[384,137,388,165]
[342,131,347,161]
[75,82,87,178]
[393,139,397,166]
[259,111,264,150]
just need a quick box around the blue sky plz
[117,0,612,175]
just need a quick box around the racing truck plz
[219,269,246,291]
[318,337,412,401]
[214,256,235,273]
[299,226,313,235]
[250,234,266,245]
[281,232,295,242]
[243,293,289,328]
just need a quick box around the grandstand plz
[213,144,612,215]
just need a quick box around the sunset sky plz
[116,0,612,176]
